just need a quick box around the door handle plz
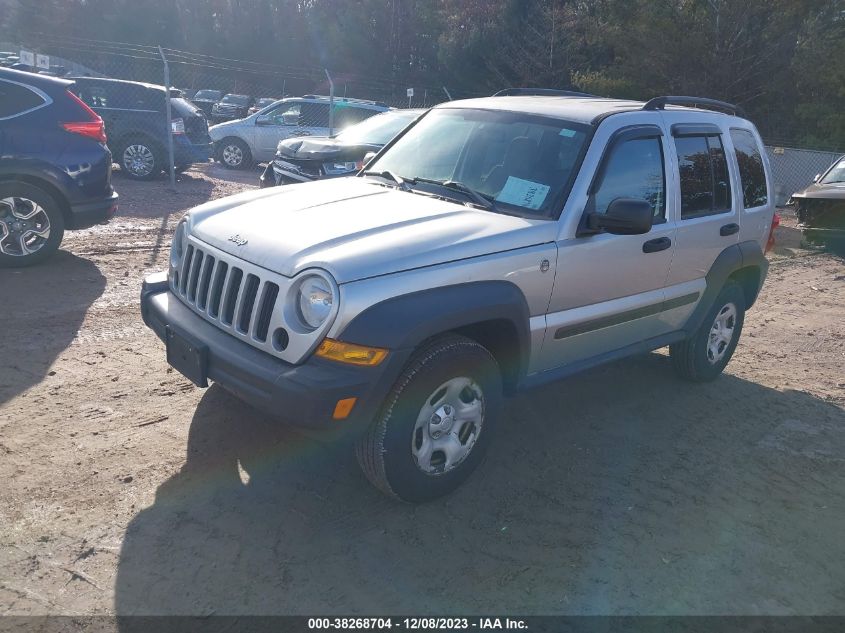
[643,237,672,253]
[720,223,740,236]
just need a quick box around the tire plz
[116,138,162,180]
[0,182,65,268]
[670,280,746,382]
[356,334,502,502]
[216,138,252,169]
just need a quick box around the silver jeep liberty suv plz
[142,89,777,502]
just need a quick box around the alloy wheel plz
[0,196,51,257]
[222,144,243,167]
[123,144,155,177]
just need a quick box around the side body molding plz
[338,281,532,382]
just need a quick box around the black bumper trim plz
[68,191,119,229]
[141,275,409,437]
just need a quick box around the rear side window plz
[333,105,378,129]
[299,102,330,127]
[0,80,45,118]
[675,134,732,218]
[593,136,666,219]
[730,129,768,208]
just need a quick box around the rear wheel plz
[216,138,251,169]
[0,182,65,267]
[117,139,162,180]
[670,280,746,382]
[356,334,502,502]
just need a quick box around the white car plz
[209,95,389,169]
[143,91,777,501]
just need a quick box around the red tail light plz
[765,212,780,253]
[62,90,107,143]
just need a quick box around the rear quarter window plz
[0,80,46,118]
[730,129,768,208]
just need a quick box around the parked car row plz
[210,94,390,168]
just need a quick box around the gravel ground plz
[1,163,844,617]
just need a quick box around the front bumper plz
[68,191,119,229]
[140,273,409,437]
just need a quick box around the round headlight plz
[170,219,187,268]
[297,275,334,330]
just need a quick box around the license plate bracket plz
[166,326,208,387]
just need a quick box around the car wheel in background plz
[116,139,162,180]
[356,334,502,502]
[0,182,65,268]
[217,138,252,169]
[670,280,746,382]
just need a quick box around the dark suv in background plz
[211,93,254,123]
[71,77,212,179]
[191,89,223,116]
[0,68,118,267]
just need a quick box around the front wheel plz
[670,280,746,382]
[0,183,65,268]
[216,138,252,169]
[356,334,502,502]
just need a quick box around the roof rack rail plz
[493,88,596,98]
[301,94,388,108]
[642,95,747,118]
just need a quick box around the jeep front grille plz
[167,234,337,365]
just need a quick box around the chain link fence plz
[763,146,842,206]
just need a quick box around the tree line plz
[7,0,844,149]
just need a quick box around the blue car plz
[0,68,118,267]
[71,77,212,180]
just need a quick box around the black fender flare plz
[684,240,768,335]
[338,280,532,383]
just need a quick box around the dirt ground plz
[1,163,844,617]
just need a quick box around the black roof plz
[0,67,73,91]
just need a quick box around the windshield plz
[336,111,420,146]
[194,90,222,100]
[820,159,845,184]
[221,94,250,105]
[366,108,590,217]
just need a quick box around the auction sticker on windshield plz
[496,176,550,210]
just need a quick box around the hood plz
[277,137,380,162]
[187,178,555,283]
[792,181,845,200]
[208,118,242,139]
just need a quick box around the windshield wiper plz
[411,177,495,210]
[361,170,410,191]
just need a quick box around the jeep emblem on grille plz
[228,234,248,246]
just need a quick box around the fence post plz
[325,69,334,136]
[158,46,176,189]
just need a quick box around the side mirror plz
[587,198,653,235]
[812,173,821,183]
[255,117,272,126]
[362,151,378,167]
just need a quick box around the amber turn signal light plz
[332,397,358,420]
[316,339,388,366]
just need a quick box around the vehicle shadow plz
[114,353,845,617]
[0,251,106,405]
